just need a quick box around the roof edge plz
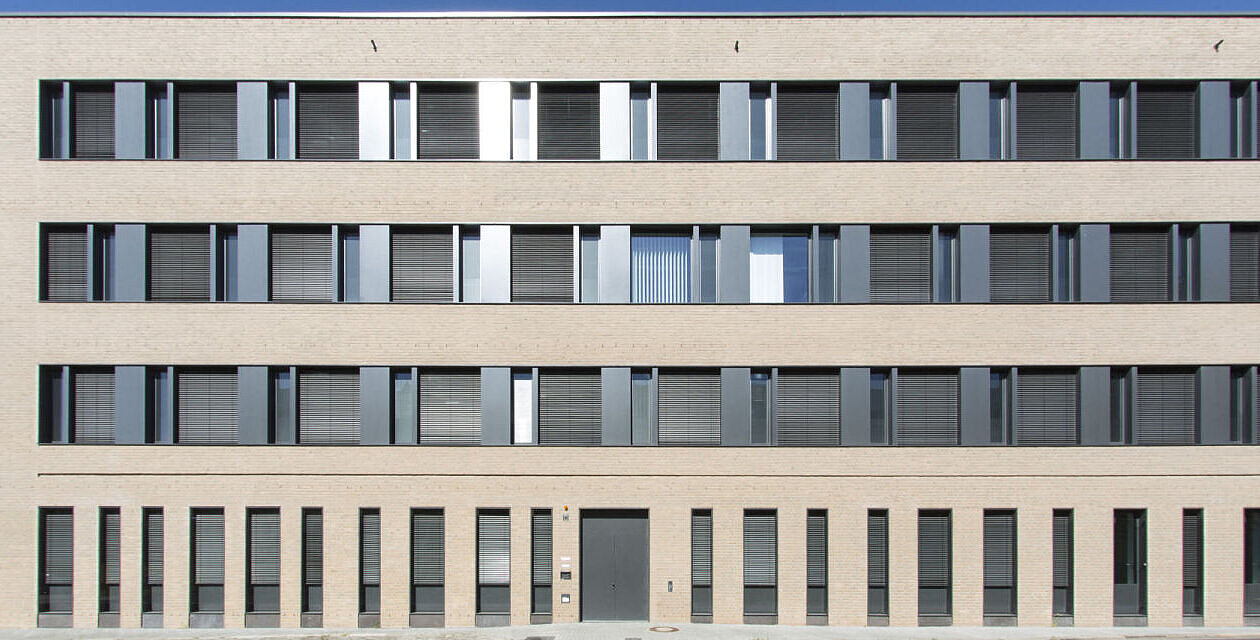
[3,10,1260,18]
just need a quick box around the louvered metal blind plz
[870,229,932,302]
[73,369,115,444]
[391,228,453,302]
[1136,368,1197,444]
[144,509,164,585]
[177,369,239,444]
[1231,225,1260,302]
[44,227,88,301]
[776,83,839,161]
[896,371,959,446]
[298,369,361,444]
[360,510,380,586]
[1016,370,1078,445]
[868,512,888,587]
[896,85,959,160]
[73,85,114,158]
[532,510,553,586]
[658,371,721,446]
[297,84,358,160]
[42,510,73,585]
[1183,510,1202,588]
[983,511,1015,588]
[692,510,712,586]
[248,509,280,585]
[511,230,574,303]
[744,511,777,586]
[990,227,1052,303]
[538,371,601,445]
[101,509,121,584]
[417,83,479,160]
[806,511,827,587]
[631,234,691,303]
[419,371,481,445]
[1136,84,1198,159]
[192,510,225,585]
[1052,511,1072,589]
[1015,85,1078,160]
[656,83,720,160]
[1111,227,1171,302]
[918,512,951,588]
[271,229,333,302]
[537,83,600,160]
[303,510,322,586]
[777,371,840,446]
[411,510,444,586]
[176,84,237,160]
[477,510,510,585]
[149,227,211,301]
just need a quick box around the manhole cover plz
[649,627,680,633]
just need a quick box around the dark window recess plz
[775,83,839,161]
[391,228,453,302]
[297,369,361,444]
[989,227,1052,303]
[416,83,479,160]
[1231,367,1254,444]
[191,508,225,614]
[511,229,574,303]
[1114,509,1147,616]
[360,509,380,614]
[776,371,840,446]
[743,510,777,616]
[302,509,323,614]
[983,510,1016,617]
[657,371,721,446]
[531,509,553,614]
[99,508,121,614]
[870,228,932,303]
[1136,84,1198,159]
[1183,509,1203,617]
[1015,369,1079,446]
[477,509,511,614]
[39,508,74,614]
[1135,368,1197,445]
[656,83,720,160]
[411,509,444,614]
[896,370,960,446]
[1052,509,1073,616]
[537,83,600,160]
[296,83,358,160]
[538,371,601,445]
[1231,224,1260,302]
[806,510,828,616]
[1015,84,1078,160]
[175,84,237,160]
[691,509,713,616]
[142,508,164,614]
[868,510,889,617]
[43,225,88,302]
[1110,226,1171,302]
[1246,509,1260,616]
[73,84,115,159]
[918,510,952,617]
[419,370,481,445]
[176,368,239,444]
[896,85,959,160]
[149,227,211,301]
[271,228,333,302]
[247,509,280,614]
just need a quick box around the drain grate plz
[523,636,554,640]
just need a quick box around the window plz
[743,510,777,617]
[246,508,280,615]
[869,85,890,159]
[511,228,574,303]
[1134,367,1198,445]
[775,82,838,160]
[297,369,361,444]
[272,368,294,444]
[73,367,116,444]
[271,227,333,302]
[580,230,599,302]
[394,370,416,444]
[460,229,480,302]
[934,226,959,302]
[1052,509,1073,618]
[1055,225,1080,302]
[815,228,836,302]
[918,510,952,619]
[477,509,511,615]
[40,82,69,159]
[176,368,238,444]
[1109,83,1131,159]
[1183,509,1203,618]
[512,82,531,160]
[630,82,651,160]
[750,371,771,445]
[698,230,719,303]
[776,370,840,446]
[982,510,1016,618]
[1016,84,1078,159]
[870,228,931,302]
[340,226,359,302]
[1230,224,1260,302]
[1110,225,1171,302]
[73,83,116,159]
[190,508,225,614]
[1246,509,1260,617]
[42,225,88,301]
[302,509,323,615]
[895,370,960,446]
[870,371,889,444]
[537,83,600,160]
[142,508,163,615]
[1136,83,1198,159]
[657,370,721,446]
[417,82,479,160]
[392,83,410,160]
[411,509,444,615]
[538,370,601,446]
[656,83,720,160]
[98,507,121,617]
[631,232,690,303]
[419,370,482,445]
[512,370,536,445]
[270,82,292,160]
[989,83,1011,160]
[391,227,453,302]
[149,83,173,159]
[868,509,889,618]
[149,367,172,443]
[989,226,1052,303]
[750,233,809,303]
[531,509,553,615]
[216,226,238,301]
[1015,368,1079,446]
[1110,367,1133,444]
[631,370,653,445]
[38,508,73,617]
[175,83,237,160]
[296,83,358,160]
[896,84,959,160]
[1231,367,1254,443]
[989,370,1010,444]
[750,82,770,160]
[691,509,713,617]
[359,509,380,615]
[1114,509,1147,617]
[1175,224,1199,302]
[1232,82,1255,159]
[94,225,116,301]
[806,510,827,617]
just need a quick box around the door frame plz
[579,508,650,621]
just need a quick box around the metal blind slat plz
[417,82,479,160]
[297,84,358,160]
[896,371,959,446]
[806,512,827,587]
[1137,84,1198,159]
[1183,510,1203,588]
[776,82,839,160]
[303,511,322,585]
[298,369,361,444]
[538,83,600,160]
[744,511,777,586]
[73,85,114,159]
[918,512,951,587]
[896,85,959,160]
[477,510,510,585]
[177,369,238,444]
[658,372,721,446]
[359,510,380,586]
[868,512,888,587]
[149,228,211,301]
[692,511,712,586]
[1136,368,1197,445]
[1052,512,1072,588]
[983,512,1015,588]
[532,510,553,586]
[45,227,88,301]
[101,509,121,583]
[990,227,1052,303]
[1016,370,1079,445]
[1015,85,1078,160]
[248,510,280,584]
[193,510,225,585]
[411,510,444,585]
[511,231,574,303]
[73,369,115,444]
[391,229,454,302]
[538,372,601,445]
[777,372,840,446]
[176,84,237,160]
[144,510,164,585]
[870,229,931,302]
[631,234,691,303]
[419,371,481,445]
[1111,227,1171,302]
[657,83,720,160]
[1231,225,1260,302]
[271,229,333,302]
[43,510,74,584]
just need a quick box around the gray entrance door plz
[581,509,649,621]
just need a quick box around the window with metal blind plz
[176,369,238,444]
[43,226,88,301]
[983,510,1016,617]
[246,508,280,614]
[302,509,323,614]
[1232,225,1260,302]
[142,508,163,614]
[72,368,115,444]
[895,370,960,446]
[190,508,225,613]
[296,83,358,160]
[360,509,380,614]
[1015,369,1079,446]
[656,83,720,160]
[98,508,120,614]
[806,510,827,616]
[776,371,840,446]
[419,370,481,445]
[175,84,237,160]
[918,510,952,617]
[990,227,1052,303]
[691,509,713,616]
[1053,509,1073,616]
[744,510,777,616]
[511,229,574,303]
[1246,510,1260,616]
[148,227,211,301]
[1135,368,1198,445]
[896,85,959,160]
[391,228,453,302]
[1110,226,1171,302]
[72,84,114,158]
[1136,84,1199,159]
[1184,509,1203,617]
[531,509,553,614]
[417,82,479,160]
[657,371,721,446]
[537,83,600,160]
[411,509,444,614]
[870,228,932,303]
[39,508,73,614]
[775,83,839,161]
[477,509,511,614]
[868,509,889,617]
[271,228,333,302]
[538,371,601,446]
[298,369,360,444]
[1015,84,1078,159]
[631,234,691,303]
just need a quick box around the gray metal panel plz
[840,367,872,446]
[114,81,146,159]
[959,224,990,302]
[959,367,991,446]
[113,224,146,302]
[359,367,391,445]
[1199,81,1231,159]
[601,368,631,446]
[237,366,269,445]
[113,365,146,444]
[1078,224,1111,302]
[480,367,511,445]
[358,225,390,303]
[1078,366,1111,445]
[719,82,750,160]
[236,81,269,160]
[480,225,511,303]
[719,225,750,303]
[1198,366,1230,445]
[581,510,650,621]
[1198,223,1230,302]
[598,225,631,303]
[237,224,269,302]
[838,82,871,160]
[1078,81,1111,160]
[958,82,990,160]
[839,225,871,303]
[721,367,751,446]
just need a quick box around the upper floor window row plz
[40,222,1260,304]
[39,80,1259,161]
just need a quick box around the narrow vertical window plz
[394,370,416,444]
[867,509,889,620]
[750,371,771,445]
[511,82,532,160]
[1183,509,1203,620]
[272,368,293,444]
[806,510,828,620]
[392,83,411,160]
[40,366,69,444]
[1055,225,1079,302]
[918,509,952,622]
[512,370,536,445]
[190,508,225,621]
[149,367,172,444]
[743,510,778,621]
[271,82,291,160]
[869,85,888,160]
[631,370,653,445]
[476,509,511,619]
[246,508,280,621]
[359,509,381,618]
[1231,82,1255,159]
[95,225,116,301]
[340,227,360,303]
[98,507,121,623]
[40,81,70,159]
[1114,509,1148,619]
[38,508,73,624]
[982,510,1016,620]
[142,508,164,620]
[989,84,1010,160]
[301,509,323,619]
[870,371,888,444]
[580,230,599,303]
[691,509,713,620]
[410,509,444,622]
[217,226,238,302]
[698,230,719,303]
[1176,225,1199,302]
[460,229,481,302]
[1110,368,1131,444]
[1231,367,1254,443]
[1052,509,1073,620]
[531,509,553,618]
[934,226,959,302]
[1246,509,1260,618]
[749,82,769,160]
[989,370,1010,444]
[1109,83,1130,159]
[630,82,651,160]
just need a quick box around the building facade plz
[7,11,1260,630]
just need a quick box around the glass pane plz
[581,233,599,303]
[699,232,718,303]
[749,236,785,303]
[274,370,292,443]
[750,84,768,160]
[989,372,1006,443]
[97,228,115,301]
[1056,228,1073,302]
[341,230,359,302]
[48,369,64,442]
[513,372,534,444]
[394,371,415,443]
[870,372,887,443]
[632,234,690,303]
[461,232,480,302]
[989,88,1005,159]
[935,228,956,302]
[221,230,238,302]
[273,84,290,159]
[153,369,170,443]
[631,83,650,160]
[1110,370,1127,443]
[751,373,770,444]
[1246,510,1260,584]
[631,372,651,443]
[869,88,886,160]
[815,231,835,303]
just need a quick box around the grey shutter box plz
[776,371,840,446]
[1078,224,1111,302]
[1183,511,1202,588]
[775,83,839,160]
[149,227,211,301]
[744,511,777,586]
[806,512,827,587]
[101,509,121,583]
[870,228,931,303]
[303,511,322,586]
[896,85,959,160]
[297,83,358,160]
[193,510,225,584]
[658,371,721,446]
[248,510,280,584]
[918,512,951,587]
[360,510,380,586]
[43,510,74,584]
[419,371,481,445]
[477,510,511,585]
[176,84,237,160]
[391,228,453,302]
[1136,368,1198,445]
[532,510,553,586]
[45,226,88,301]
[657,83,720,160]
[511,230,574,303]
[691,511,713,586]
[538,371,601,445]
[990,227,1051,303]
[271,228,333,302]
[73,84,115,158]
[537,83,600,160]
[298,369,361,444]
[1052,511,1072,589]
[417,83,479,160]
[1137,84,1198,159]
[1015,84,1079,160]
[1231,225,1260,302]
[983,512,1015,588]
[145,510,164,585]
[73,368,115,444]
[411,510,444,585]
[1111,226,1171,302]
[177,369,239,444]
[896,371,959,446]
[1016,369,1079,445]
[868,512,888,587]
